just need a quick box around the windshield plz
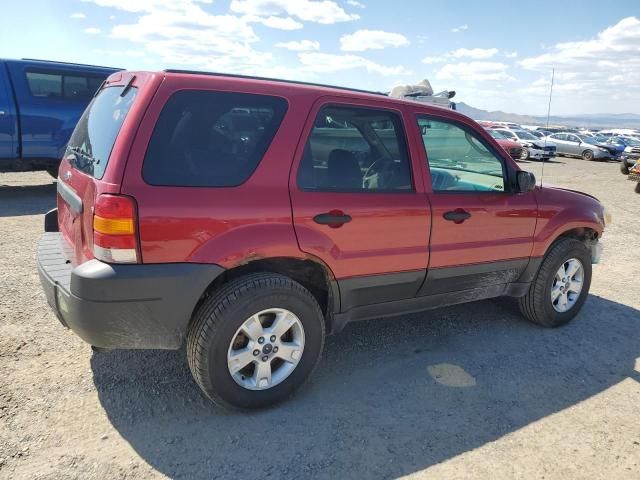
[581,136,598,145]
[514,130,537,140]
[488,129,506,139]
[623,137,640,146]
[67,85,138,179]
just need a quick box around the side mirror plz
[516,171,536,193]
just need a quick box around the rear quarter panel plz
[120,74,316,267]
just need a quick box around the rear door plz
[290,98,431,311]
[409,112,538,295]
[0,63,18,160]
[549,133,567,154]
[565,134,582,155]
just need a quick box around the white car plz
[493,128,557,161]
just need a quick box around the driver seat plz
[327,149,362,189]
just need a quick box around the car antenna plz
[541,68,555,189]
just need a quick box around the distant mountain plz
[455,102,640,129]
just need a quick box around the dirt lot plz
[1,157,639,480]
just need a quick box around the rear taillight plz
[93,194,140,264]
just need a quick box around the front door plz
[290,100,431,311]
[412,114,538,295]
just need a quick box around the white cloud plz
[84,27,101,34]
[449,47,498,59]
[451,24,468,33]
[519,16,640,99]
[275,40,320,51]
[70,12,86,19]
[340,29,410,51]
[245,15,303,30]
[422,47,498,64]
[298,52,409,76]
[436,61,513,82]
[230,0,359,24]
[346,0,365,7]
[422,56,446,64]
[504,50,518,58]
[94,49,145,57]
[85,0,274,74]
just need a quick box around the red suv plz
[38,70,607,409]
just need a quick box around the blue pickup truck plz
[0,59,119,176]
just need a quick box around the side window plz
[26,72,62,98]
[143,90,287,187]
[297,105,412,192]
[501,130,516,139]
[26,71,104,100]
[568,135,580,143]
[417,117,506,193]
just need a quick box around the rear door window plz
[26,70,105,100]
[67,85,138,179]
[297,105,412,191]
[143,90,287,187]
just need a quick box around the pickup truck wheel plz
[187,273,325,409]
[518,238,592,327]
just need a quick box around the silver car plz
[546,133,610,161]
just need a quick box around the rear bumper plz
[37,232,224,349]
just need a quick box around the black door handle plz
[443,210,471,223]
[313,211,352,227]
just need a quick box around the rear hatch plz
[56,72,156,266]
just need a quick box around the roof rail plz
[21,58,120,69]
[163,69,387,96]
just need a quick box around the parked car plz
[545,132,613,161]
[38,70,607,409]
[0,58,119,176]
[619,137,640,170]
[493,128,556,160]
[596,136,627,157]
[486,128,522,159]
[528,130,546,140]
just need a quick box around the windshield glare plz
[514,130,537,140]
[67,86,138,179]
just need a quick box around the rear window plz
[67,85,138,179]
[142,90,288,187]
[26,71,105,100]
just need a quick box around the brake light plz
[93,194,140,264]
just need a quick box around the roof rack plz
[163,69,387,96]
[21,58,119,69]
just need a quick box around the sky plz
[1,0,639,115]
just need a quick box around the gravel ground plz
[1,157,639,480]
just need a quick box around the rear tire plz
[519,238,592,327]
[635,183,640,194]
[187,273,325,409]
[621,163,630,175]
[582,150,594,161]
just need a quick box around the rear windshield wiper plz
[67,145,99,167]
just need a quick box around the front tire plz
[519,238,592,327]
[187,273,325,409]
[520,147,530,160]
